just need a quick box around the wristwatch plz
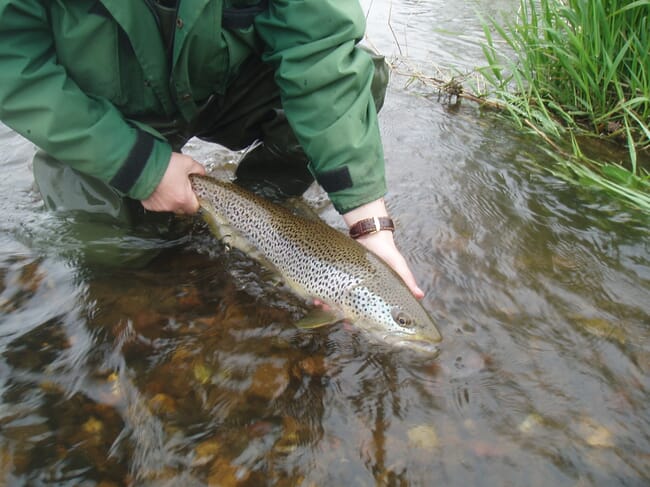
[349,216,395,239]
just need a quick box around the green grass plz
[479,0,650,209]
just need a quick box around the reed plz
[480,0,650,209]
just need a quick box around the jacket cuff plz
[109,130,154,193]
[110,130,172,200]
[326,178,387,214]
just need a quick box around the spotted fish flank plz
[189,174,442,352]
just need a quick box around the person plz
[0,0,424,298]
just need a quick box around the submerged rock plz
[207,458,250,487]
[293,355,328,378]
[576,417,615,448]
[192,437,222,467]
[148,393,177,417]
[248,361,290,401]
[407,424,439,451]
[517,413,544,434]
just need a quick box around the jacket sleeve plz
[254,0,387,214]
[0,0,171,200]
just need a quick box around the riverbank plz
[481,0,649,209]
[384,0,650,209]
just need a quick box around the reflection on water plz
[1,0,649,485]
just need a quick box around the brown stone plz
[248,361,290,401]
[192,438,222,467]
[148,393,177,416]
[207,458,250,487]
[296,356,327,377]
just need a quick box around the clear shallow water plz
[1,1,649,485]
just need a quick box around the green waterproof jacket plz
[0,0,386,213]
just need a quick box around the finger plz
[187,193,200,214]
[175,195,198,215]
[313,299,332,312]
[392,256,425,299]
[404,276,425,299]
[185,177,201,214]
[358,231,425,299]
[191,164,207,176]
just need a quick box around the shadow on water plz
[1,0,649,485]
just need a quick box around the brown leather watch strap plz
[349,216,395,239]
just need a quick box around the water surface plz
[1,1,648,485]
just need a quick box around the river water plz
[1,1,649,486]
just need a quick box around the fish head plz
[346,264,442,354]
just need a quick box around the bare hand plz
[141,152,206,214]
[356,230,425,299]
[343,198,425,299]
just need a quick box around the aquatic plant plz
[479,0,650,209]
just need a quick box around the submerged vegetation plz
[479,0,650,209]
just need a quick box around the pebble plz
[192,438,222,467]
[148,393,177,416]
[407,424,439,451]
[577,417,614,448]
[248,361,290,401]
[518,413,544,434]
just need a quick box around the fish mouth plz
[382,333,441,355]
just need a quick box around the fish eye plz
[391,308,414,328]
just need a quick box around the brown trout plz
[190,174,442,352]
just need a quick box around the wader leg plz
[33,150,135,221]
[32,151,182,267]
[194,45,389,199]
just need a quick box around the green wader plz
[33,48,389,266]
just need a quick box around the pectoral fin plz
[294,308,343,329]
